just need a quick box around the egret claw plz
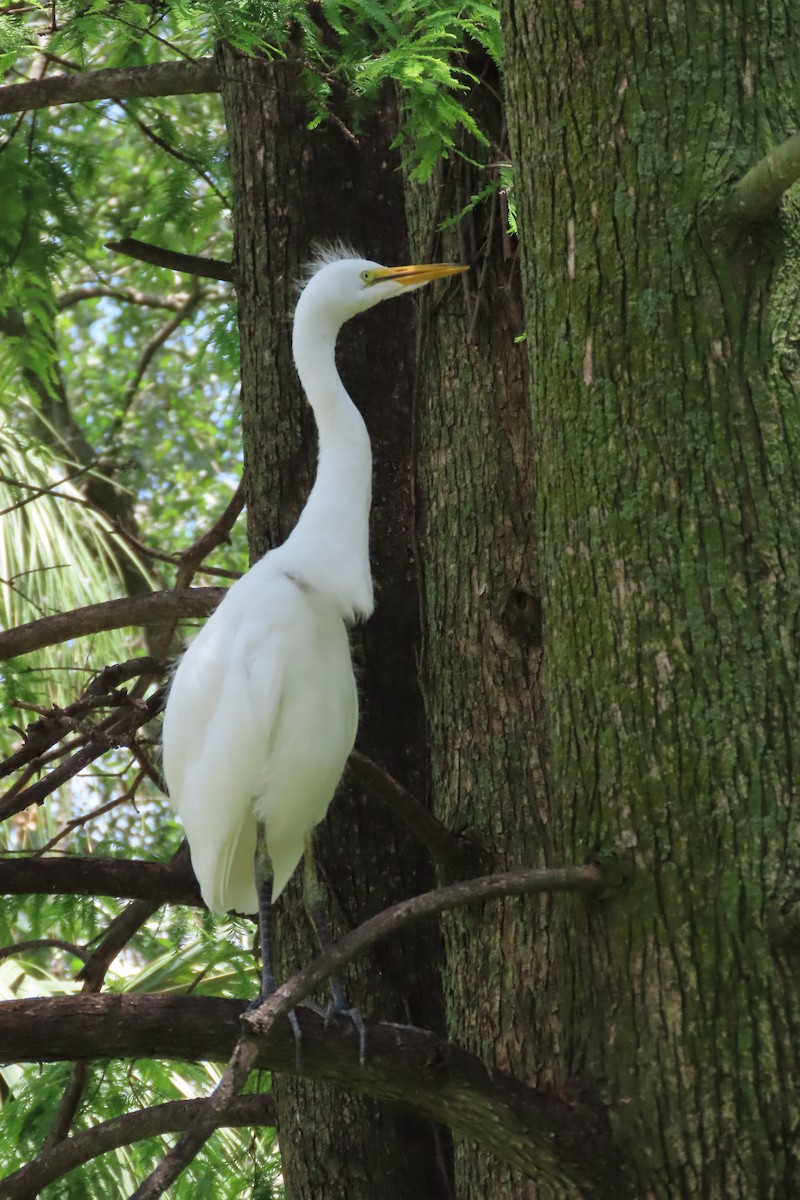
[325,1001,367,1066]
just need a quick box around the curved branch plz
[0,1093,276,1200]
[0,59,219,116]
[132,866,609,1197]
[731,129,800,222]
[0,995,621,1196]
[0,587,226,660]
[0,854,203,906]
[0,937,89,964]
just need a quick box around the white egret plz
[162,250,467,1008]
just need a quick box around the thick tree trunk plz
[503,1,800,1194]
[405,68,553,1198]
[218,42,451,1200]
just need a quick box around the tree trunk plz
[405,63,553,1198]
[503,0,800,1193]
[218,41,451,1200]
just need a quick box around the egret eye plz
[360,270,373,285]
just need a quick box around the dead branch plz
[131,865,608,1197]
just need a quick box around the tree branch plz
[106,238,234,283]
[0,688,165,821]
[0,1093,276,1200]
[0,995,620,1197]
[0,854,202,906]
[731,129,800,222]
[0,59,219,116]
[0,587,226,660]
[348,749,480,876]
[131,866,609,1197]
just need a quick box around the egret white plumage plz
[162,250,466,1003]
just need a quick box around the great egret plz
[162,250,467,1006]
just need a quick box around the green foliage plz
[304,0,503,179]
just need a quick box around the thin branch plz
[731,129,800,222]
[0,938,90,964]
[118,289,204,417]
[0,1094,277,1200]
[0,58,219,116]
[106,238,234,283]
[36,769,147,854]
[144,480,245,661]
[131,866,609,1198]
[0,587,226,660]
[0,689,165,821]
[129,111,230,208]
[348,749,479,876]
[0,658,167,781]
[248,867,607,1032]
[56,285,199,312]
[0,854,202,906]
[76,845,193,991]
[41,1062,90,1155]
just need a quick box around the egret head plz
[295,249,467,332]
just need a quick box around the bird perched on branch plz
[162,249,467,1005]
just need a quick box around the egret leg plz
[303,835,366,1065]
[251,826,302,1064]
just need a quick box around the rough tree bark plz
[217,41,451,1200]
[405,57,562,1200]
[503,0,800,1194]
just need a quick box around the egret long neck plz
[286,318,374,622]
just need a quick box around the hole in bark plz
[501,588,542,647]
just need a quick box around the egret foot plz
[326,973,367,1066]
[245,992,304,1069]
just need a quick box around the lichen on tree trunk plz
[503,1,800,1193]
[405,76,558,1195]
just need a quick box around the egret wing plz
[162,576,289,915]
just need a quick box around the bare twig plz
[106,238,234,283]
[0,587,225,661]
[0,659,167,781]
[731,129,800,222]
[0,1094,276,1199]
[129,112,230,208]
[0,689,165,822]
[36,769,147,854]
[0,58,219,116]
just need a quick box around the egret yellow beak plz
[374,262,468,286]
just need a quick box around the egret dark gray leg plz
[255,826,275,998]
[303,834,366,1064]
[251,825,302,1063]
